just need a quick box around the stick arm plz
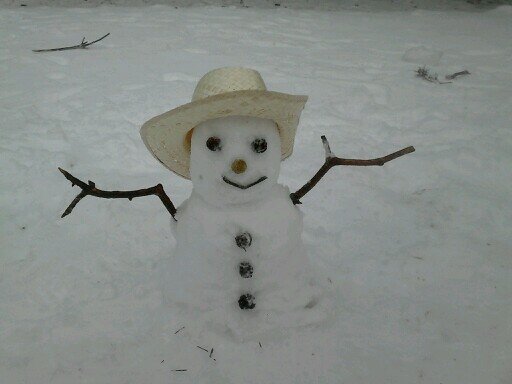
[58,168,177,221]
[289,136,415,205]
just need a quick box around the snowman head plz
[190,116,281,207]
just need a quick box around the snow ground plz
[3,0,512,12]
[1,3,512,384]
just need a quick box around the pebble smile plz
[222,176,267,190]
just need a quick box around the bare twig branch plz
[33,33,110,53]
[196,345,216,361]
[58,168,177,220]
[290,136,415,204]
[322,135,333,158]
[415,66,451,84]
[445,70,470,80]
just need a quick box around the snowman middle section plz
[164,184,327,334]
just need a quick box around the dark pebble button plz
[235,232,252,251]
[239,261,253,278]
[238,293,256,310]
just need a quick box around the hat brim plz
[140,90,308,179]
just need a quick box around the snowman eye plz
[251,138,267,154]
[206,136,222,151]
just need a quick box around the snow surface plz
[1,3,512,384]
[3,0,512,12]
[402,46,444,66]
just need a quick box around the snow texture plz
[4,0,512,11]
[1,3,512,384]
[402,46,444,66]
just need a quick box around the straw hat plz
[140,67,308,179]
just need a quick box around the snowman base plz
[161,267,334,341]
[167,285,334,342]
[159,184,335,340]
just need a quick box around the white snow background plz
[1,2,511,383]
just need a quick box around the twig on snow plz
[33,33,110,53]
[415,66,451,84]
[196,345,216,361]
[445,70,470,80]
[290,136,415,204]
[58,168,177,220]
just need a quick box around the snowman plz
[141,67,331,336]
[60,67,414,338]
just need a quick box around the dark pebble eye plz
[251,138,267,153]
[206,136,221,151]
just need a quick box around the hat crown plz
[192,67,267,102]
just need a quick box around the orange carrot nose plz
[231,159,247,174]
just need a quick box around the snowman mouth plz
[222,176,267,190]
